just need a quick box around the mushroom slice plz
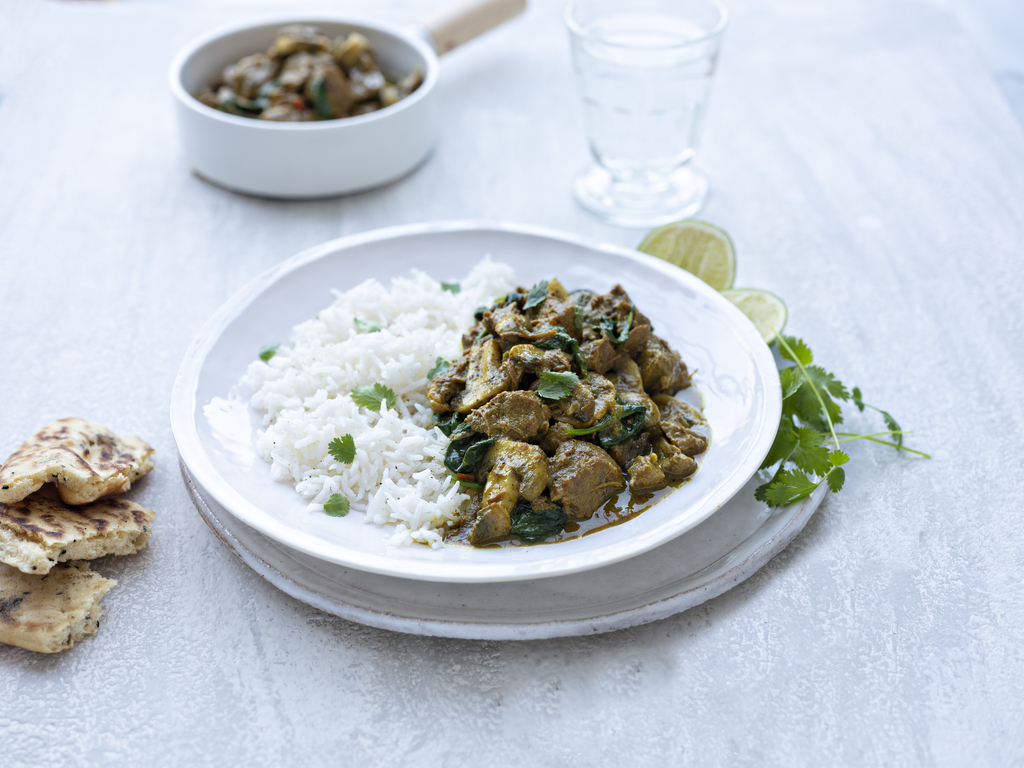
[450,339,513,414]
[223,53,280,100]
[470,440,548,545]
[269,25,331,58]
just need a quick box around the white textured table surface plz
[2,0,1023,765]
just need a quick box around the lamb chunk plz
[548,440,625,520]
[426,352,469,413]
[303,61,355,118]
[581,285,651,347]
[587,374,618,424]
[653,435,697,480]
[619,321,651,356]
[653,395,708,456]
[450,339,514,414]
[607,357,660,429]
[581,336,619,374]
[571,290,605,343]
[627,454,666,493]
[503,344,572,385]
[607,429,653,470]
[538,421,574,456]
[544,380,595,428]
[277,51,332,91]
[466,391,551,442]
[486,302,531,343]
[638,334,690,394]
[525,280,578,340]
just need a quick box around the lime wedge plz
[638,219,737,291]
[722,289,788,343]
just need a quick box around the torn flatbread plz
[0,491,154,574]
[0,418,154,505]
[0,561,116,653]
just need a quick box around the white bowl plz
[169,221,783,583]
[169,15,440,198]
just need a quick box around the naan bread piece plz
[0,491,154,574]
[0,418,154,505]
[0,561,115,653]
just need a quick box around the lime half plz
[638,219,737,291]
[723,289,788,343]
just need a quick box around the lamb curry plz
[428,279,709,546]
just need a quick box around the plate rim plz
[169,220,782,583]
[182,459,825,640]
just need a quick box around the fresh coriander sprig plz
[536,371,579,400]
[756,334,928,507]
[351,383,397,410]
[328,434,356,464]
[427,357,450,380]
[524,280,550,310]
[851,387,903,447]
[323,494,350,517]
[353,317,382,333]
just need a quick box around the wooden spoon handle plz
[417,0,527,54]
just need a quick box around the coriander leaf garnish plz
[536,371,580,400]
[258,343,280,362]
[759,468,823,506]
[427,357,450,380]
[778,335,813,366]
[851,387,903,447]
[351,383,397,410]
[523,280,550,310]
[353,317,382,333]
[791,427,831,476]
[323,493,350,517]
[441,281,461,294]
[756,335,928,507]
[328,434,356,464]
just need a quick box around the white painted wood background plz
[1,0,1022,764]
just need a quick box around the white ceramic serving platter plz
[183,459,826,639]
[170,221,781,583]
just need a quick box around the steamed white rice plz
[242,258,516,547]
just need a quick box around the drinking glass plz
[565,0,728,227]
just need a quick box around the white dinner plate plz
[182,460,827,639]
[170,221,781,582]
